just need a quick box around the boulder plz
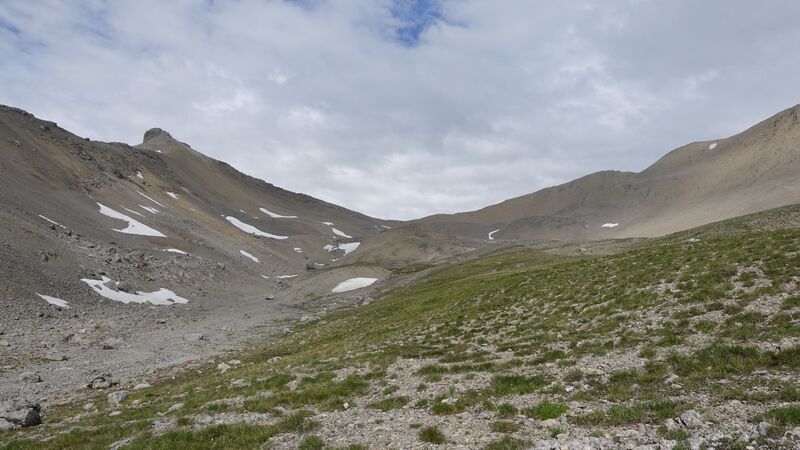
[679,410,705,429]
[0,399,41,428]
[102,338,124,350]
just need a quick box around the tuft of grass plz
[490,421,520,433]
[298,435,325,450]
[496,403,518,418]
[368,396,409,412]
[483,436,531,450]
[764,405,800,425]
[488,374,548,396]
[419,426,446,444]
[523,401,569,420]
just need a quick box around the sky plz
[2,1,800,220]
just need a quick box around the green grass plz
[488,374,549,396]
[523,401,569,420]
[489,421,520,433]
[418,426,446,444]
[483,436,531,450]
[764,405,800,425]
[368,396,409,411]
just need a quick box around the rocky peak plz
[142,128,173,143]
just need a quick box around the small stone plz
[183,333,205,341]
[107,391,128,407]
[0,418,14,432]
[680,410,705,429]
[664,418,679,431]
[167,403,184,412]
[231,379,250,388]
[18,372,42,384]
[343,402,350,410]
[109,410,122,416]
[102,338,124,350]
[133,383,152,390]
[756,422,770,436]
[0,399,41,428]
[217,363,231,373]
[83,403,95,411]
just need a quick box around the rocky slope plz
[3,204,800,449]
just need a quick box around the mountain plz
[0,105,391,403]
[394,104,800,243]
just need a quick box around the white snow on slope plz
[488,229,500,240]
[324,242,360,256]
[225,216,288,239]
[322,222,353,238]
[81,276,188,305]
[260,208,298,219]
[338,242,360,255]
[138,191,165,207]
[709,142,718,150]
[166,191,179,199]
[37,293,70,309]
[276,274,298,279]
[240,250,259,262]
[601,223,619,228]
[124,208,144,217]
[332,277,378,293]
[136,171,144,179]
[164,248,187,254]
[38,215,66,229]
[97,203,166,237]
[139,205,159,214]
[293,247,303,253]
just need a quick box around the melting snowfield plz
[81,276,188,305]
[332,277,378,293]
[324,242,360,256]
[709,142,718,150]
[240,250,259,262]
[139,205,159,214]
[225,216,288,239]
[601,223,620,228]
[97,203,166,237]
[260,208,298,219]
[488,229,500,240]
[166,191,179,199]
[36,293,70,309]
[164,248,187,254]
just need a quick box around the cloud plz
[1,0,799,219]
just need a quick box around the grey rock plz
[0,399,41,428]
[756,421,770,436]
[217,362,231,373]
[680,410,705,429]
[89,375,115,389]
[133,383,152,390]
[167,403,184,412]
[18,371,42,383]
[0,418,14,432]
[107,391,128,407]
[183,333,205,341]
[102,338,124,349]
[664,418,680,431]
[230,379,250,388]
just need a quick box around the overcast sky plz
[2,1,799,219]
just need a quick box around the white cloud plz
[1,1,799,219]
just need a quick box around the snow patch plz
[139,205,159,214]
[38,215,66,229]
[293,247,303,253]
[164,248,187,254]
[97,203,166,237]
[81,276,188,305]
[37,293,69,309]
[166,191,179,199]
[322,222,353,238]
[488,229,500,240]
[138,191,165,207]
[324,242,360,256]
[124,208,144,217]
[136,171,144,179]
[709,142,718,150]
[240,250,259,263]
[225,216,288,239]
[332,277,378,293]
[260,208,298,219]
[322,222,334,226]
[601,223,619,228]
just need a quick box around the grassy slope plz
[4,205,800,449]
